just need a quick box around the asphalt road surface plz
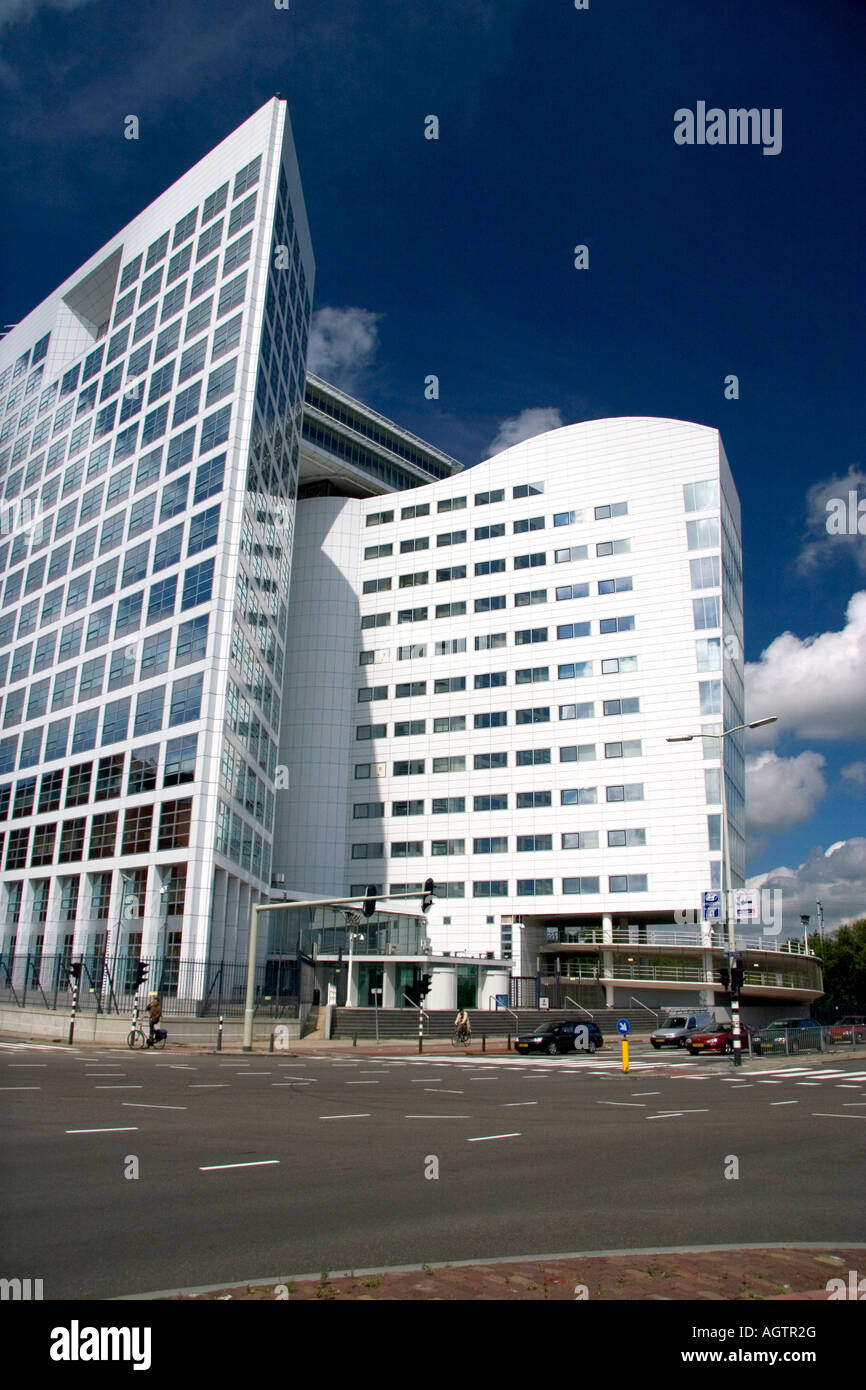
[2,1042,864,1299]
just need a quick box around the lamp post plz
[667,715,778,1067]
[346,928,365,1009]
[103,871,133,1012]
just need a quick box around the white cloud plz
[747,838,866,932]
[306,307,383,391]
[841,761,866,789]
[0,0,95,28]
[745,591,866,742]
[797,466,866,576]
[745,750,827,833]
[487,407,564,456]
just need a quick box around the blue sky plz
[1,0,864,925]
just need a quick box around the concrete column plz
[602,949,615,1006]
[382,961,396,1007]
[479,969,510,1010]
[428,966,457,1011]
[602,913,613,945]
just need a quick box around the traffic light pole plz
[242,882,435,1051]
[67,963,81,1046]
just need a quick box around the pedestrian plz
[144,991,162,1045]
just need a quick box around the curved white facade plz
[279,415,746,974]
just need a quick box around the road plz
[2,1041,864,1299]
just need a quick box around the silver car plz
[650,1012,716,1048]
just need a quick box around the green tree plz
[816,918,866,1016]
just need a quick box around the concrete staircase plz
[330,1004,662,1041]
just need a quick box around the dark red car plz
[686,1022,760,1056]
[828,1015,866,1043]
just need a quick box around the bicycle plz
[126,1023,167,1049]
[452,1028,471,1048]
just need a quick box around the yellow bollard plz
[621,1039,629,1073]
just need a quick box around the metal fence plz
[0,952,309,1019]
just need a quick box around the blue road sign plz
[702,891,722,922]
[616,1017,630,1035]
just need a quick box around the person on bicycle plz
[144,991,162,1045]
[455,1008,471,1042]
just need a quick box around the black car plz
[514,1020,604,1056]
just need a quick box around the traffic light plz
[134,960,149,989]
[719,967,731,990]
[419,973,432,999]
[421,877,435,913]
[68,961,82,982]
[730,964,744,993]
[362,885,377,918]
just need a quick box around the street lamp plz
[346,926,365,1008]
[103,871,134,1010]
[666,715,778,1067]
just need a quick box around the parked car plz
[760,1017,824,1053]
[828,1015,866,1043]
[686,1023,761,1056]
[514,1020,604,1055]
[650,1012,716,1049]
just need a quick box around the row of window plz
[2,511,218,644]
[0,673,203,775]
[352,829,647,850]
[364,540,632,564]
[1,404,229,617]
[355,656,639,681]
[360,620,637,645]
[355,732,643,761]
[357,703,639,731]
[1,431,224,590]
[366,495,626,525]
[347,875,648,896]
[2,265,240,519]
[0,740,196,823]
[0,561,214,697]
[363,577,634,601]
[353,767,645,801]
[214,798,272,881]
[4,620,206,726]
[2,797,193,869]
[354,796,650,821]
[0,152,259,455]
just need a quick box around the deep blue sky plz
[1,0,864,911]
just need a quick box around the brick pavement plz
[166,1248,863,1301]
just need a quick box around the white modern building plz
[0,101,821,1019]
[281,417,822,1016]
[0,98,317,1002]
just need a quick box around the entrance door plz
[358,963,384,1007]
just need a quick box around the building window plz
[608,828,647,847]
[122,806,153,854]
[474,712,507,729]
[561,832,599,850]
[609,875,648,892]
[158,799,192,850]
[605,783,644,802]
[89,812,118,858]
[473,752,507,770]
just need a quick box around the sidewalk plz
[162,1247,864,1301]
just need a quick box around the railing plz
[0,953,310,1018]
[630,996,662,1024]
[550,929,818,956]
[565,994,596,1019]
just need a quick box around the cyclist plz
[144,991,163,1046]
[454,1008,471,1043]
